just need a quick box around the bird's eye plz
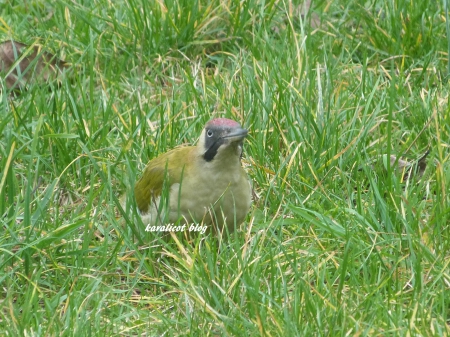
[207,130,214,137]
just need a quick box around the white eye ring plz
[207,130,213,137]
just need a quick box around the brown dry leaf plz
[272,0,321,35]
[386,149,430,181]
[0,40,68,91]
[299,0,321,29]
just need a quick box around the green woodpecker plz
[134,118,252,233]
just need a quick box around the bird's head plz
[198,118,248,163]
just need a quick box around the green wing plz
[134,146,192,213]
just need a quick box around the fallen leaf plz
[299,0,321,29]
[0,40,68,91]
[383,149,430,181]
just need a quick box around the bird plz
[134,118,252,234]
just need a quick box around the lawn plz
[1,0,449,336]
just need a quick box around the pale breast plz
[140,161,251,232]
[168,165,251,230]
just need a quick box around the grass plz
[1,0,449,335]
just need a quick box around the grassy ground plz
[1,0,449,336]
